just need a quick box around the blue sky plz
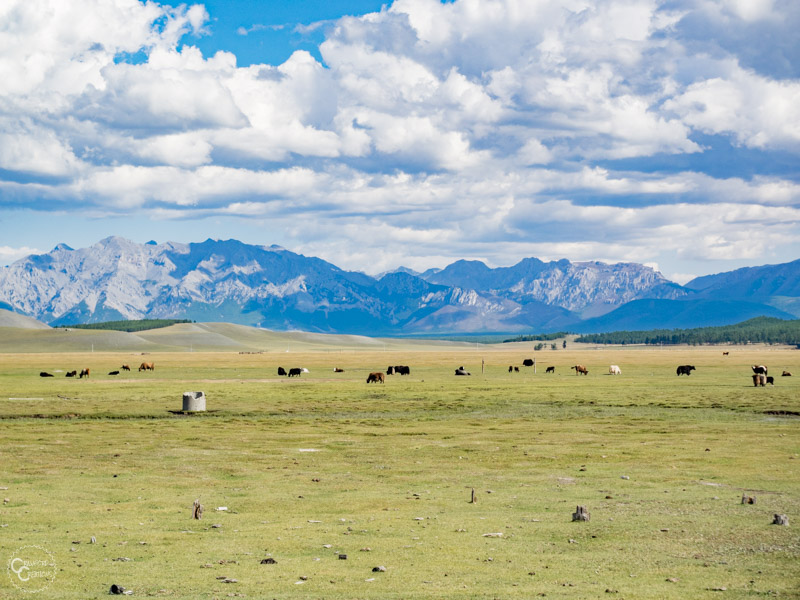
[0,0,798,283]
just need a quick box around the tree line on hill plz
[572,317,800,346]
[57,319,193,332]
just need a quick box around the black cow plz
[508,365,513,373]
[545,366,555,374]
[386,366,395,375]
[766,376,774,385]
[395,365,410,375]
[65,370,77,377]
[455,366,471,376]
[108,370,120,376]
[288,368,302,377]
[676,365,696,376]
[277,367,287,376]
[522,359,534,367]
[39,372,54,377]
[751,365,768,376]
[514,366,519,372]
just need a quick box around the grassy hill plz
[0,321,477,353]
[0,308,51,330]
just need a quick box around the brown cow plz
[752,373,767,387]
[367,372,385,383]
[782,371,792,377]
[79,368,90,378]
[138,362,154,372]
[571,365,588,375]
[121,364,131,371]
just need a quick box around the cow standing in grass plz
[367,372,385,383]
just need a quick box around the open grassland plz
[0,344,798,599]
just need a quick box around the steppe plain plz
[0,322,798,599]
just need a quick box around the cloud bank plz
[0,0,798,277]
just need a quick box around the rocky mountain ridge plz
[0,237,796,334]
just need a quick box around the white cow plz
[609,365,621,375]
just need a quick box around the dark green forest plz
[573,317,800,346]
[57,319,192,332]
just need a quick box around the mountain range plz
[0,237,797,335]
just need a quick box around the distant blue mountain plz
[573,298,796,333]
[0,237,797,335]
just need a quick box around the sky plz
[0,0,798,284]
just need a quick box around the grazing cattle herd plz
[33,355,792,389]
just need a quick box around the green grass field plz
[1,343,798,599]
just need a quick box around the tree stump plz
[470,488,477,504]
[741,494,756,504]
[192,499,203,520]
[183,391,206,412]
[772,514,789,526]
[572,505,590,522]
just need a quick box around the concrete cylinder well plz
[182,391,206,412]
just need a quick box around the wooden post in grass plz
[470,488,477,504]
[192,499,203,520]
[572,505,590,522]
